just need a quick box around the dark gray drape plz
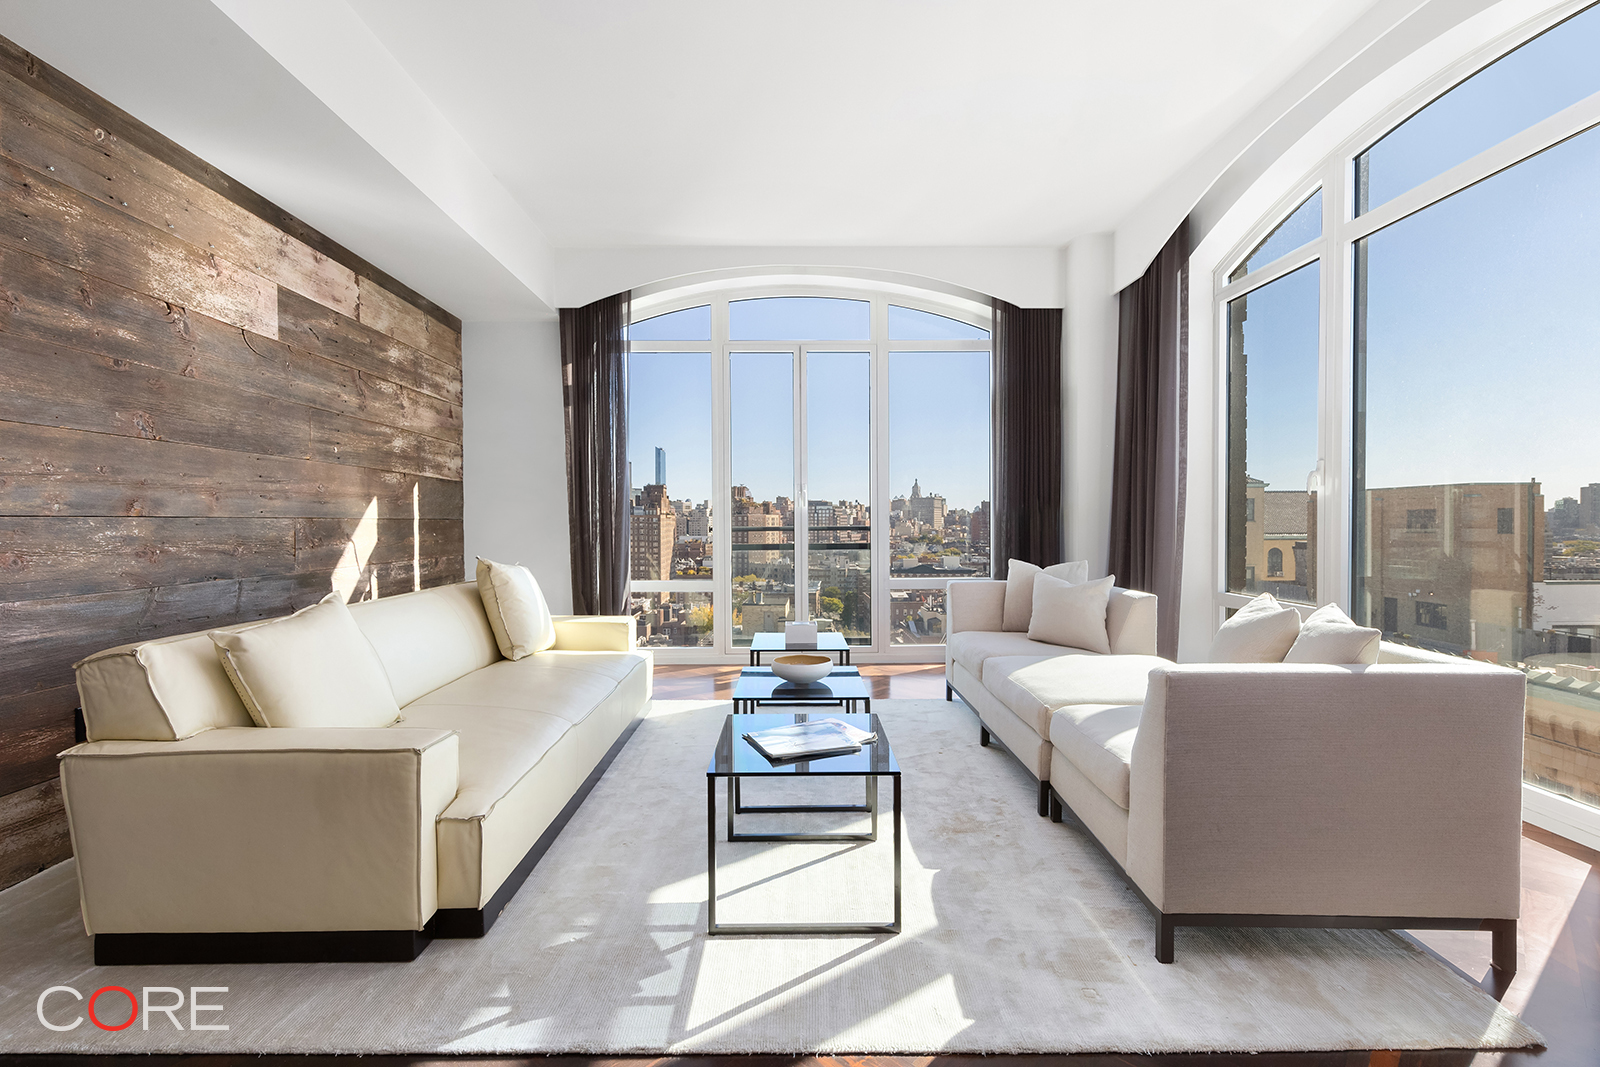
[1109,222,1190,659]
[991,300,1064,579]
[560,291,631,616]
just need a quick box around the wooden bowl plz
[771,653,833,685]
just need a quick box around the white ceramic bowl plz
[771,653,833,685]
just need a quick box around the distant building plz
[905,479,947,532]
[654,447,666,488]
[629,483,676,581]
[970,500,990,549]
[1582,483,1600,529]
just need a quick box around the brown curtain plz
[991,300,1064,578]
[1109,223,1190,658]
[560,291,631,616]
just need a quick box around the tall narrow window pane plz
[1229,190,1322,282]
[629,305,711,341]
[730,297,870,340]
[889,350,992,644]
[1356,4,1600,214]
[1226,262,1320,603]
[627,351,713,647]
[888,305,991,340]
[730,352,795,646]
[1354,123,1600,811]
[807,352,872,646]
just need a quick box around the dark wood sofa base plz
[1047,785,1517,977]
[92,716,645,965]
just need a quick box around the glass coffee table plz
[748,631,853,666]
[730,666,870,714]
[706,711,901,935]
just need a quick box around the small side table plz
[748,631,853,666]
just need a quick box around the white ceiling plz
[345,0,1380,247]
[0,0,1415,317]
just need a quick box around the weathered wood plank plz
[0,72,361,319]
[0,156,277,336]
[358,275,460,368]
[0,777,71,889]
[278,287,462,405]
[0,37,462,333]
[0,245,461,441]
[4,574,331,695]
[0,331,313,460]
[0,686,76,796]
[293,517,462,574]
[307,405,463,482]
[0,516,298,600]
[0,420,464,519]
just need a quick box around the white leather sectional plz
[945,578,1527,971]
[63,581,651,964]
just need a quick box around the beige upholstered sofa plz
[946,578,1526,972]
[62,580,650,965]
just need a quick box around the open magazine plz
[742,717,878,762]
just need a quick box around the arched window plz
[1267,548,1284,577]
[624,281,992,660]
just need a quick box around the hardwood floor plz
[13,663,1595,1065]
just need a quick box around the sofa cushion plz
[350,582,501,706]
[1002,559,1090,631]
[211,594,401,729]
[1209,592,1301,663]
[1050,703,1142,810]
[986,653,1168,735]
[75,631,256,742]
[1284,603,1381,664]
[476,558,557,660]
[946,631,1077,683]
[1028,574,1114,654]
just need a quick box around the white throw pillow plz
[1284,603,1381,664]
[1208,592,1302,663]
[1027,574,1115,654]
[211,593,401,729]
[1002,558,1091,632]
[477,557,556,660]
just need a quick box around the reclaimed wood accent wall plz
[0,38,465,890]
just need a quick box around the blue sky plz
[1243,5,1600,504]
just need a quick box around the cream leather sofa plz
[945,579,1526,973]
[62,581,650,965]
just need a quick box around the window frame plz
[1212,0,1600,624]
[627,279,993,662]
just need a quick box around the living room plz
[1,0,1597,1062]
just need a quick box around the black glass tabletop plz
[707,712,898,778]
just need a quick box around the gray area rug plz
[0,698,1541,1054]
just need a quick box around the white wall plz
[461,319,574,614]
[1060,234,1120,578]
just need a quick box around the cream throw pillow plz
[210,593,401,728]
[1208,592,1302,663]
[1027,574,1115,654]
[477,558,556,660]
[1284,603,1381,664]
[1002,558,1091,631]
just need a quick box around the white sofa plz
[945,579,1526,972]
[63,580,651,965]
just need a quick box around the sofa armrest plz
[1125,663,1524,919]
[551,614,636,651]
[1106,587,1157,655]
[60,727,459,935]
[946,579,1006,634]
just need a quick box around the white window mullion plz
[711,300,732,655]
[794,344,809,624]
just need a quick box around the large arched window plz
[1217,1,1600,822]
[624,279,992,660]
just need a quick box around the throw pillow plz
[1284,603,1381,664]
[210,593,401,729]
[1027,574,1115,654]
[1208,592,1302,663]
[477,557,557,660]
[1002,558,1091,631]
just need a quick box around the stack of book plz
[742,717,877,762]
